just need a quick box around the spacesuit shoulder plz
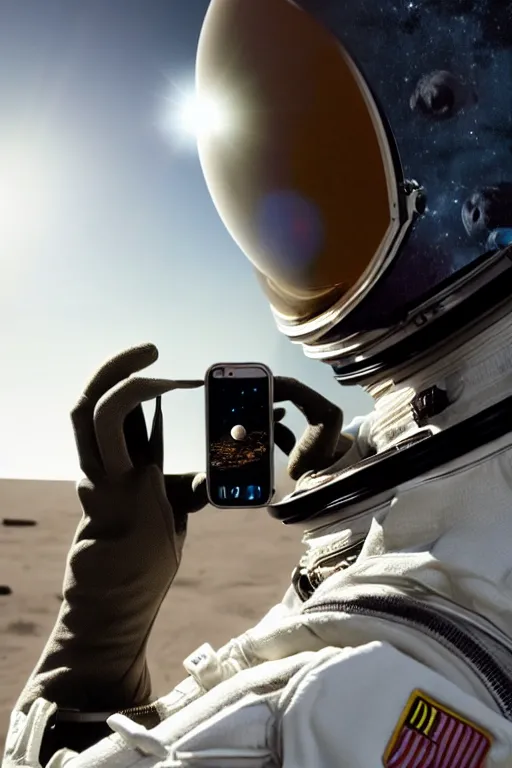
[5,642,512,767]
[279,640,511,766]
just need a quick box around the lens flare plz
[177,92,230,139]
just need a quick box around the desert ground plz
[0,478,302,752]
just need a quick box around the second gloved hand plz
[273,376,354,481]
[16,343,207,716]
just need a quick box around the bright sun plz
[169,87,232,143]
[178,92,230,138]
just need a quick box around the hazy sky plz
[0,0,371,480]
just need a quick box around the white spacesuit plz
[5,0,512,765]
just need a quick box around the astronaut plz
[5,0,512,765]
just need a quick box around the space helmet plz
[195,0,512,385]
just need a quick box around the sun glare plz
[178,91,230,139]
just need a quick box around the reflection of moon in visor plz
[410,70,477,120]
[230,424,247,441]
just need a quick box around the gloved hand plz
[272,376,355,482]
[16,343,208,717]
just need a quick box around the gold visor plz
[196,0,402,324]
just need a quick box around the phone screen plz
[206,365,273,507]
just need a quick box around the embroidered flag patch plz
[383,690,492,768]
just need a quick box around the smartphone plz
[205,363,274,508]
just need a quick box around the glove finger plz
[273,405,297,455]
[273,376,344,480]
[274,422,297,456]
[164,472,208,526]
[71,344,159,480]
[273,406,286,423]
[95,376,204,478]
[70,403,105,481]
[83,344,159,403]
[273,376,343,421]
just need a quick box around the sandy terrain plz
[0,478,302,752]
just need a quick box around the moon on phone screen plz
[230,424,247,441]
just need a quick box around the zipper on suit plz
[303,593,512,720]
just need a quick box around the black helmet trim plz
[327,246,512,383]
